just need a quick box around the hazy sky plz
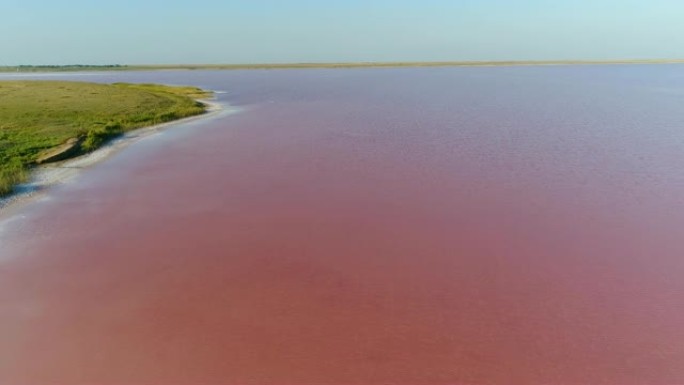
[2,0,683,65]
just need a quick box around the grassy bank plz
[1,59,684,73]
[0,81,211,196]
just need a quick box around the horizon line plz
[2,59,684,72]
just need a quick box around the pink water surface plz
[1,66,684,384]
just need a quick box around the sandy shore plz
[0,99,227,215]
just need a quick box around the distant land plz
[2,59,684,72]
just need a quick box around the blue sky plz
[2,0,683,65]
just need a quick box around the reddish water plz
[2,67,684,385]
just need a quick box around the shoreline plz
[0,99,228,216]
[2,59,684,73]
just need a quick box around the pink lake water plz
[1,66,684,384]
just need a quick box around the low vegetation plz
[2,59,684,73]
[0,65,127,72]
[0,81,211,196]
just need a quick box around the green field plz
[0,81,211,196]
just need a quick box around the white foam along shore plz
[0,98,227,215]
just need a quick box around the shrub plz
[0,159,28,196]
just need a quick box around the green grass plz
[0,81,211,196]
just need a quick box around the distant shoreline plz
[2,59,684,73]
